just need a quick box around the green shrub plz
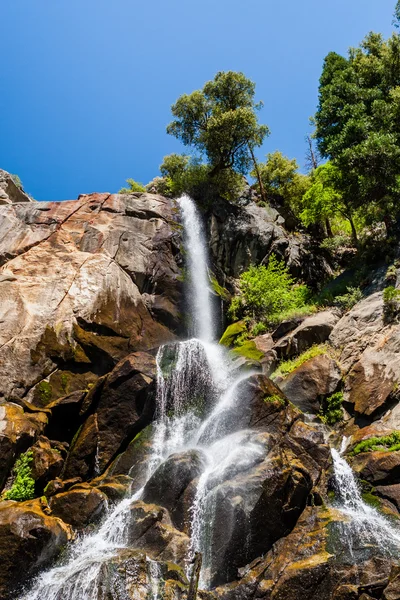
[251,322,268,336]
[271,344,328,379]
[264,394,285,406]
[383,286,400,322]
[320,235,353,252]
[119,178,146,193]
[319,391,344,425]
[219,321,247,347]
[3,451,35,502]
[10,174,23,189]
[334,286,363,310]
[229,256,311,325]
[352,432,400,455]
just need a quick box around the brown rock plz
[0,169,34,205]
[0,401,47,489]
[0,193,181,403]
[30,436,65,493]
[0,498,72,599]
[62,413,99,480]
[277,354,342,414]
[49,486,108,529]
[274,310,339,358]
[43,476,82,497]
[352,451,400,485]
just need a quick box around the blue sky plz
[0,0,395,200]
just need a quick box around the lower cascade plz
[13,195,400,599]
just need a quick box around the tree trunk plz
[188,553,202,600]
[325,218,333,238]
[348,215,358,246]
[249,147,267,203]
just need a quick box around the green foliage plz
[319,391,344,425]
[300,163,359,241]
[10,174,23,189]
[2,451,35,502]
[250,322,268,336]
[319,234,352,252]
[159,153,244,204]
[167,71,269,179]
[383,285,400,321]
[315,33,400,232]
[271,345,328,379]
[383,285,400,303]
[394,1,400,28]
[334,286,363,310]
[352,431,400,455]
[210,275,230,301]
[229,255,310,325]
[119,178,146,193]
[252,151,310,212]
[264,394,285,406]
[37,380,52,404]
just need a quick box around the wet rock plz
[277,354,342,414]
[43,476,82,497]
[46,390,86,442]
[107,425,154,492]
[375,484,400,512]
[0,402,48,490]
[0,498,72,599]
[126,500,190,565]
[91,474,132,501]
[30,436,66,493]
[274,310,340,358]
[352,451,400,486]
[142,449,207,529]
[0,192,181,403]
[62,413,99,480]
[49,486,108,529]
[383,565,400,600]
[98,548,188,600]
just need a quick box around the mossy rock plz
[219,321,247,348]
[210,275,230,301]
[231,340,264,361]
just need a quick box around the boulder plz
[352,451,400,486]
[30,436,66,493]
[0,402,48,490]
[345,330,400,416]
[97,548,188,600]
[277,354,342,414]
[142,449,207,529]
[126,500,190,565]
[49,486,108,529]
[63,351,157,479]
[0,192,182,403]
[0,498,72,599]
[274,310,340,358]
[46,390,86,442]
[375,484,400,512]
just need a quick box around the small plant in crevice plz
[383,285,400,322]
[319,391,344,425]
[352,431,400,455]
[334,286,363,310]
[271,344,328,379]
[2,450,35,502]
[264,394,285,406]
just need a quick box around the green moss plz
[231,340,264,361]
[264,394,285,406]
[60,373,69,394]
[319,391,344,425]
[361,492,381,509]
[219,321,248,348]
[37,380,53,404]
[210,275,230,301]
[271,344,328,379]
[2,451,35,502]
[352,431,400,455]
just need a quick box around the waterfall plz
[177,194,214,342]
[331,446,400,556]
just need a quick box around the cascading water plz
[18,195,260,598]
[331,443,400,557]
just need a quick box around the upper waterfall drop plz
[177,195,214,342]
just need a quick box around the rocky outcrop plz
[49,485,108,529]
[274,310,340,358]
[0,192,182,403]
[208,197,333,287]
[0,170,34,205]
[0,498,72,598]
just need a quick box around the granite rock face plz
[0,169,34,205]
[0,192,182,403]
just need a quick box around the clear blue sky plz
[0,0,395,200]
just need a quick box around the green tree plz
[315,33,400,235]
[300,163,359,243]
[251,151,310,215]
[167,71,269,188]
[394,1,400,28]
[119,178,146,193]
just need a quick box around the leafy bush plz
[334,286,363,310]
[383,285,400,322]
[320,234,353,252]
[2,451,35,501]
[229,255,310,325]
[319,391,344,425]
[119,178,146,193]
[352,432,400,455]
[250,322,268,336]
[271,344,327,379]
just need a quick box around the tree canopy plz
[167,71,269,177]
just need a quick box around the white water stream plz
[18,195,400,598]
